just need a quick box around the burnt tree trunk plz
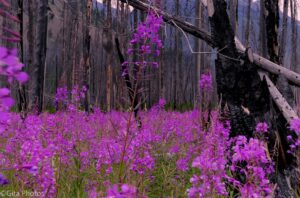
[208,0,266,137]
[229,0,238,34]
[195,0,203,105]
[209,0,298,196]
[83,0,93,112]
[33,0,48,113]
[264,0,280,63]
[27,0,35,110]
[279,0,289,64]
[245,0,251,47]
[17,0,27,119]
[105,0,113,112]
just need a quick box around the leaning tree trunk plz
[33,0,48,113]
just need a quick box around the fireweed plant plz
[288,118,300,195]
[117,9,163,187]
[0,1,278,198]
[198,73,213,125]
[0,52,29,190]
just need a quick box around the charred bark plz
[17,0,27,119]
[105,0,113,111]
[33,0,48,113]
[264,0,280,63]
[229,0,238,34]
[208,0,269,136]
[83,0,93,112]
[279,0,289,64]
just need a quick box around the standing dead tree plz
[33,0,48,113]
[83,0,93,112]
[17,0,27,119]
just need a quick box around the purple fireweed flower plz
[159,98,166,107]
[176,157,189,171]
[0,88,14,110]
[128,11,163,68]
[230,136,274,197]
[188,115,229,197]
[88,188,98,198]
[28,165,38,176]
[107,184,138,198]
[152,62,159,68]
[55,86,68,103]
[199,73,212,90]
[0,47,28,121]
[290,118,300,135]
[0,173,9,186]
[0,47,28,84]
[288,118,300,152]
[255,122,268,133]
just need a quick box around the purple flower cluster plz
[0,47,28,121]
[0,173,9,186]
[158,98,166,107]
[0,47,28,84]
[176,157,190,171]
[288,118,300,152]
[71,85,87,101]
[0,91,277,197]
[55,86,68,103]
[126,12,163,68]
[229,136,274,197]
[128,12,163,56]
[131,151,155,174]
[107,184,141,198]
[1,106,209,197]
[55,85,87,111]
[290,118,300,135]
[14,127,56,197]
[255,122,269,133]
[199,73,212,90]
[0,88,14,109]
[188,114,230,197]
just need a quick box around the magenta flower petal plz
[15,72,29,83]
[0,88,10,97]
[0,47,8,59]
[1,97,14,107]
[0,173,9,186]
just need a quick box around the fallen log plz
[119,0,300,87]
[235,38,300,87]
[235,37,299,122]
[261,72,299,122]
